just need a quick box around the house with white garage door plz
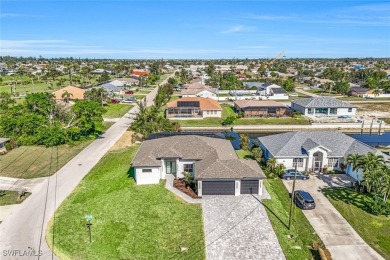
[131,135,266,196]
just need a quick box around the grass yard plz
[103,104,133,118]
[0,141,92,179]
[0,82,54,93]
[305,88,340,96]
[0,190,31,206]
[338,96,390,101]
[47,146,205,260]
[263,179,325,259]
[235,149,253,160]
[323,187,390,259]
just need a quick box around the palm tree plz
[345,153,363,172]
[274,163,286,177]
[266,158,277,173]
[61,90,73,103]
[360,152,385,173]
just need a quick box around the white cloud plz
[220,25,254,34]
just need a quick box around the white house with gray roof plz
[131,135,266,196]
[257,131,376,180]
[291,97,356,117]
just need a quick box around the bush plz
[370,195,390,216]
[4,142,11,151]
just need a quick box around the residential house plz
[113,78,139,86]
[291,96,356,117]
[181,83,217,99]
[166,97,222,119]
[54,86,85,101]
[131,135,266,196]
[350,86,375,97]
[95,83,123,95]
[234,100,291,117]
[131,70,150,76]
[257,131,378,180]
[258,83,287,97]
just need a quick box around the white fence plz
[217,95,289,101]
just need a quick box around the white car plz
[289,93,299,97]
[123,97,137,103]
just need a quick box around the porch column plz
[161,159,166,179]
[258,180,263,196]
[235,180,240,196]
[197,180,202,196]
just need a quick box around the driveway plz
[202,195,285,260]
[282,174,384,260]
[0,73,175,260]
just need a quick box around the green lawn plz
[323,187,390,259]
[0,190,31,206]
[47,146,205,260]
[0,141,92,179]
[235,149,253,160]
[103,104,133,118]
[263,179,325,259]
[0,82,54,93]
[305,89,340,96]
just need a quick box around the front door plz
[313,161,322,172]
[165,161,177,176]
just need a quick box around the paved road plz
[202,195,285,260]
[0,73,174,260]
[295,87,318,97]
[282,174,384,260]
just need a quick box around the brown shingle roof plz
[167,97,222,110]
[54,86,85,100]
[234,100,286,109]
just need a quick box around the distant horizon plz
[1,1,389,58]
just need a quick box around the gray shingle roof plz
[258,131,375,158]
[292,97,355,108]
[270,87,286,94]
[132,135,266,179]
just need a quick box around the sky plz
[0,0,389,59]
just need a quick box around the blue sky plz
[1,1,389,58]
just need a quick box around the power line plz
[0,146,35,173]
[38,147,53,260]
[181,203,261,260]
[169,195,246,260]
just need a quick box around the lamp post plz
[85,214,93,243]
[288,165,298,230]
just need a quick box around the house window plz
[329,108,337,114]
[142,169,152,173]
[308,108,313,114]
[207,110,209,115]
[328,158,339,168]
[293,158,304,167]
[315,108,328,114]
[184,164,194,173]
[348,108,352,112]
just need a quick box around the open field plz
[0,190,31,206]
[263,179,325,259]
[305,88,340,96]
[323,187,390,259]
[103,104,133,118]
[47,146,205,260]
[0,141,92,179]
[338,96,390,101]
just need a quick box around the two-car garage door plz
[202,180,260,195]
[202,180,235,195]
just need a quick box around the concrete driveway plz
[202,195,285,260]
[282,174,384,260]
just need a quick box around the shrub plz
[370,195,390,216]
[4,143,11,151]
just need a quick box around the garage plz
[202,180,235,195]
[240,180,259,194]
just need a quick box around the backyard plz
[47,146,205,260]
[0,141,92,179]
[172,105,309,126]
[263,179,327,259]
[323,187,390,259]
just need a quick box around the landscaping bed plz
[173,178,198,198]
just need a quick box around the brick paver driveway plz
[202,195,285,260]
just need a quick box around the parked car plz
[123,97,137,103]
[289,93,299,97]
[125,91,134,94]
[282,169,310,180]
[294,190,316,210]
[338,115,351,119]
[110,99,121,104]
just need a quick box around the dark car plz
[294,190,316,210]
[282,169,310,180]
[110,99,121,104]
[125,91,134,94]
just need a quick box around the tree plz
[266,158,277,173]
[0,92,15,110]
[221,114,237,126]
[282,78,295,92]
[274,163,286,176]
[61,90,73,103]
[84,88,107,107]
[345,154,363,172]
[240,133,250,151]
[251,147,263,163]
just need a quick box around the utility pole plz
[288,164,298,230]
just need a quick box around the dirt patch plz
[173,179,198,198]
[356,103,390,119]
[109,131,134,151]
